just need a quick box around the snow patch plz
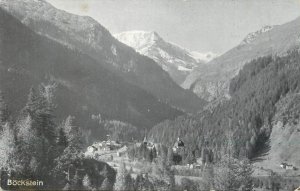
[178,66,192,72]
[111,44,117,56]
[190,51,218,63]
[114,30,216,83]
[114,31,159,50]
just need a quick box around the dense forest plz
[0,87,180,190]
[149,50,300,161]
[0,87,116,190]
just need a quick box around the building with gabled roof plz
[172,137,185,153]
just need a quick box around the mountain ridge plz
[0,7,183,141]
[114,30,216,85]
[183,17,300,102]
[0,0,206,113]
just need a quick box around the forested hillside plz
[150,50,300,163]
[0,7,182,141]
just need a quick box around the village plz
[84,134,300,191]
[85,135,208,169]
[84,135,212,186]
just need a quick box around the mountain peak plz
[114,30,218,85]
[1,0,206,114]
[184,16,300,102]
[114,30,162,50]
[150,31,161,40]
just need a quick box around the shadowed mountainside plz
[0,0,206,113]
[0,8,183,140]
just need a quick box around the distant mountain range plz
[114,31,217,85]
[0,0,205,113]
[183,18,300,102]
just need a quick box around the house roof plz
[174,139,184,147]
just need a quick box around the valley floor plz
[86,144,300,191]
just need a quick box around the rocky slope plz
[0,7,183,140]
[183,17,300,102]
[0,0,205,113]
[114,31,216,85]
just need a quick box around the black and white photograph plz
[0,0,300,190]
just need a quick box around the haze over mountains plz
[114,31,217,85]
[0,0,205,114]
[183,17,300,102]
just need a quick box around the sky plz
[46,0,300,54]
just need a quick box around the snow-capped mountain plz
[0,7,184,133]
[114,31,215,85]
[0,0,206,113]
[190,51,218,63]
[183,18,300,102]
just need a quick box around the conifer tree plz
[83,174,93,190]
[184,151,195,165]
[214,132,250,191]
[143,173,154,191]
[0,123,15,169]
[100,165,109,178]
[63,183,71,191]
[17,87,56,178]
[239,158,254,191]
[0,91,9,125]
[202,165,214,190]
[214,154,240,190]
[167,148,174,165]
[26,88,57,179]
[125,173,134,191]
[134,173,143,191]
[147,149,154,162]
[114,163,133,191]
[152,158,175,191]
[100,177,112,191]
[23,87,40,117]
[14,115,38,176]
[152,146,157,159]
[71,170,82,189]
[55,116,84,186]
[114,163,127,191]
[57,127,68,148]
[36,97,57,164]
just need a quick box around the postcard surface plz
[0,0,300,190]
